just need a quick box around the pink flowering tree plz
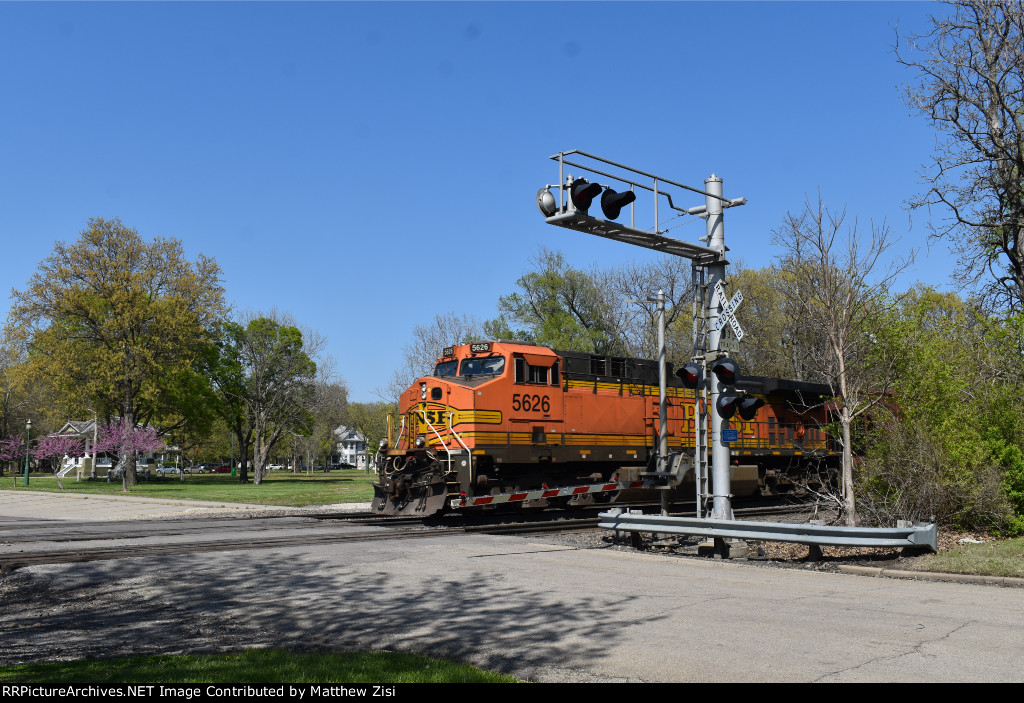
[33,435,84,490]
[93,419,166,491]
[0,435,26,481]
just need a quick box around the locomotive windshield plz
[459,355,505,377]
[434,360,458,377]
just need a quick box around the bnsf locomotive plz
[372,340,837,517]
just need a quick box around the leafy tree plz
[726,265,827,380]
[5,217,226,485]
[207,314,319,485]
[347,400,393,463]
[861,286,1024,531]
[484,248,623,354]
[897,0,1024,313]
[93,419,166,491]
[0,434,25,480]
[32,434,84,490]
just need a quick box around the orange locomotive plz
[372,340,837,517]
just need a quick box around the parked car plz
[194,463,218,474]
[266,464,284,471]
[208,464,230,473]
[155,466,182,476]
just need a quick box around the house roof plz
[57,420,97,437]
[333,425,366,442]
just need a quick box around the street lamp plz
[24,418,32,486]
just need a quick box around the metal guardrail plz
[599,511,938,552]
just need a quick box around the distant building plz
[333,425,368,469]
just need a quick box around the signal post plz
[537,151,747,521]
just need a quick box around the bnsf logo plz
[416,405,452,427]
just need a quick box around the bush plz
[858,414,1015,531]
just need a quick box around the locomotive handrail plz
[395,414,407,450]
[415,410,462,476]
[445,411,473,466]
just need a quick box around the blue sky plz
[1,1,955,402]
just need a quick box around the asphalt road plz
[1,493,1022,682]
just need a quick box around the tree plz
[93,419,165,491]
[897,1,1024,312]
[484,248,623,355]
[382,311,482,403]
[6,217,227,485]
[726,265,826,380]
[32,434,84,490]
[772,194,913,525]
[605,256,694,361]
[0,434,25,480]
[208,313,320,485]
[860,286,1024,531]
[347,400,393,463]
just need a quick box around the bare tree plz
[772,194,914,525]
[897,0,1024,312]
[605,257,695,360]
[380,311,483,403]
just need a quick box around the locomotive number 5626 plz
[512,393,550,413]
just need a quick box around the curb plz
[838,564,1024,588]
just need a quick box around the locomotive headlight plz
[415,436,426,449]
[420,382,427,400]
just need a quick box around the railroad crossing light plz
[736,396,765,421]
[568,178,602,214]
[600,187,636,220]
[718,392,763,421]
[676,362,701,389]
[716,393,739,420]
[710,357,740,385]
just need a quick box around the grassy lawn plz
[0,470,376,507]
[0,649,520,684]
[908,537,1024,579]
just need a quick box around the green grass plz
[910,537,1024,579]
[0,470,376,507]
[0,649,520,683]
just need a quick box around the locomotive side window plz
[590,355,608,375]
[434,360,458,377]
[460,355,505,377]
[515,357,559,385]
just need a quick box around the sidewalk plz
[0,490,371,522]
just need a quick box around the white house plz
[333,425,368,469]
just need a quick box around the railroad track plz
[0,498,821,572]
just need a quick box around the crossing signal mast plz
[537,150,747,520]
